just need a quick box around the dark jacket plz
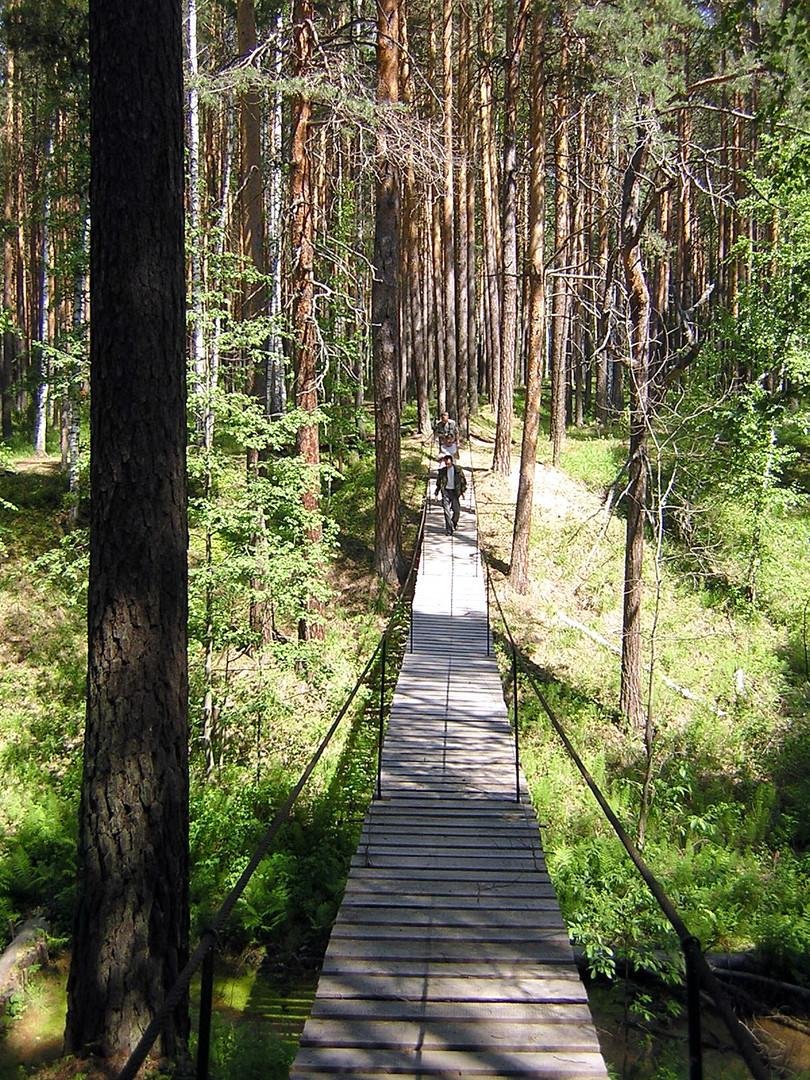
[435,463,466,497]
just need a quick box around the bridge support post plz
[512,648,520,803]
[196,945,215,1080]
[376,635,387,800]
[486,572,491,656]
[683,935,704,1080]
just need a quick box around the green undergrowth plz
[0,437,414,968]
[473,423,810,989]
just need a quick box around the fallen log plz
[0,916,49,1010]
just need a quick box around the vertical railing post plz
[683,936,704,1080]
[512,648,520,802]
[376,634,387,800]
[486,571,491,656]
[196,942,215,1080]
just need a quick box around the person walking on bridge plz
[435,454,467,535]
[433,410,458,460]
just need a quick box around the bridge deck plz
[291,458,608,1078]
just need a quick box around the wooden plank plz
[340,894,561,909]
[346,868,553,885]
[350,854,544,871]
[309,1000,595,1023]
[291,1046,609,1076]
[299,1018,602,1052]
[320,959,577,978]
[356,835,543,853]
[323,939,574,964]
[330,920,567,940]
[313,973,588,1003]
[334,907,564,927]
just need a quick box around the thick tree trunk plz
[65,0,189,1061]
[373,0,405,586]
[510,17,546,593]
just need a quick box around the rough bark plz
[65,0,189,1061]
[373,0,405,586]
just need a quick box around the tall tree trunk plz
[33,132,52,455]
[1,38,19,440]
[464,4,479,418]
[65,0,189,1061]
[430,186,446,411]
[187,0,207,444]
[267,11,286,418]
[550,21,571,465]
[373,0,405,585]
[441,0,458,421]
[237,0,267,416]
[290,0,324,639]
[400,3,430,435]
[619,111,653,731]
[552,32,570,464]
[492,0,530,474]
[510,14,546,592]
[455,0,470,435]
[594,107,612,425]
[479,0,501,410]
[64,210,88,522]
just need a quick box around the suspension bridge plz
[290,453,609,1078]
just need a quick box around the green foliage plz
[192,1012,295,1080]
[0,791,76,934]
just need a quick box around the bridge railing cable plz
[117,478,430,1080]
[483,558,774,1080]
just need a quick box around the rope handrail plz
[117,476,430,1080]
[483,558,773,1080]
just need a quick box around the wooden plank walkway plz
[291,456,608,1079]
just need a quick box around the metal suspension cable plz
[117,481,430,1080]
[484,559,773,1080]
